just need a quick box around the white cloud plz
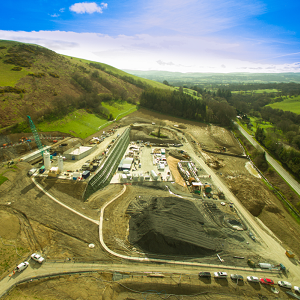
[69,2,107,14]
[0,30,299,73]
[51,13,60,17]
[59,8,65,13]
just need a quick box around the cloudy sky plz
[1,0,300,73]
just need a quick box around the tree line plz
[255,127,300,176]
[140,88,236,126]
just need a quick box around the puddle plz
[245,162,261,178]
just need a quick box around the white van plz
[15,261,29,272]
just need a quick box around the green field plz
[102,101,137,120]
[173,87,202,99]
[267,96,300,114]
[249,117,274,132]
[37,102,137,139]
[232,89,279,94]
[237,117,274,135]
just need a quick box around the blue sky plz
[1,0,300,72]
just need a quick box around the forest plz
[139,87,236,126]
[220,84,300,177]
[140,81,300,178]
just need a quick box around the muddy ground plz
[1,108,300,299]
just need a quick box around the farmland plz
[268,95,300,114]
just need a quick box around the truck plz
[258,263,274,269]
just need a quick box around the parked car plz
[294,286,300,293]
[31,253,44,263]
[198,272,211,278]
[214,272,227,278]
[231,274,243,281]
[260,278,274,285]
[278,281,292,289]
[15,261,29,272]
[247,276,259,283]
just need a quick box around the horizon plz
[1,0,300,73]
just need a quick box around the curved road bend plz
[235,123,300,196]
[31,175,99,225]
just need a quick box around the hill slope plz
[0,40,169,129]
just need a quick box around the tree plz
[163,80,170,86]
[292,135,300,150]
[255,127,266,144]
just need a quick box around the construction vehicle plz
[27,115,45,156]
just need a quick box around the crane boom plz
[27,115,44,156]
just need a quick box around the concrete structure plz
[64,145,97,161]
[58,155,64,173]
[43,151,51,170]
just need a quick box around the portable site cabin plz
[151,170,158,180]
[48,167,59,177]
[120,174,127,182]
[286,250,295,258]
[158,163,165,170]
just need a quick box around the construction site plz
[1,109,300,299]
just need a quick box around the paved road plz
[235,122,300,196]
[0,259,287,298]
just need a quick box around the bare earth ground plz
[5,271,290,300]
[1,108,300,299]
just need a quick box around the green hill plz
[0,40,170,131]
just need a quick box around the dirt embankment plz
[0,162,108,263]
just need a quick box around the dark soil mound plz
[127,197,222,255]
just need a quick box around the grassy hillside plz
[267,96,300,114]
[71,57,170,90]
[37,102,137,139]
[0,40,169,131]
